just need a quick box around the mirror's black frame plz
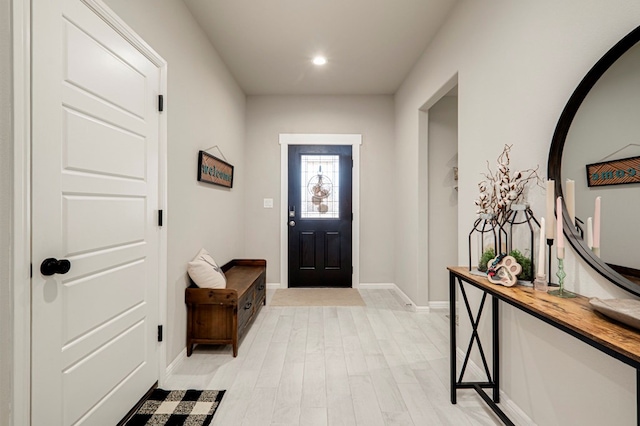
[548,24,640,297]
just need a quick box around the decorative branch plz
[474,144,542,225]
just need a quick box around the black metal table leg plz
[459,283,492,384]
[450,271,457,404]
[493,295,500,403]
[449,270,513,426]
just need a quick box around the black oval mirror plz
[548,25,640,297]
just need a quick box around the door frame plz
[279,134,362,289]
[11,1,168,423]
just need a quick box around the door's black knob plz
[40,258,71,276]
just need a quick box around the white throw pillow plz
[187,248,227,288]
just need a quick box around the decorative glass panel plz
[301,155,339,219]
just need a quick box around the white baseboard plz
[165,348,187,378]
[267,282,282,289]
[358,282,395,289]
[394,285,430,313]
[455,348,535,426]
[499,391,536,426]
[428,301,449,312]
[359,283,430,313]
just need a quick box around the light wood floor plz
[166,289,508,425]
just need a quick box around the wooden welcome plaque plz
[586,156,640,187]
[198,151,234,188]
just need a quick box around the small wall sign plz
[198,151,234,188]
[586,156,640,187]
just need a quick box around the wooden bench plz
[186,259,266,357]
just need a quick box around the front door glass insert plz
[300,155,339,219]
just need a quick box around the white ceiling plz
[182,0,458,95]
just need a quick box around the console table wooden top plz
[448,266,640,368]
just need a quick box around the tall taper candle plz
[593,196,601,250]
[556,197,564,259]
[537,217,546,276]
[587,217,593,249]
[566,179,575,226]
[546,179,555,239]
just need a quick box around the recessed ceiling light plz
[312,56,327,66]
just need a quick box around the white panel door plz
[31,0,163,424]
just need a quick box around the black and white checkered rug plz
[125,389,225,426]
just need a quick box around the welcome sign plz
[586,156,640,187]
[198,151,234,188]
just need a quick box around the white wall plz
[1,0,13,421]
[427,96,458,303]
[244,95,395,285]
[396,0,640,424]
[103,0,247,364]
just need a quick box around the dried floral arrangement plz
[474,144,542,225]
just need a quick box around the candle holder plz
[549,258,575,298]
[533,273,548,292]
[574,217,584,239]
[546,238,559,287]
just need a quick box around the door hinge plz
[351,213,354,221]
[158,209,163,227]
[158,95,164,112]
[158,325,163,342]
[30,263,32,278]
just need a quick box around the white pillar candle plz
[566,179,575,226]
[556,196,564,259]
[537,217,546,276]
[546,179,555,239]
[593,196,601,249]
[586,217,593,249]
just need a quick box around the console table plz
[448,266,640,426]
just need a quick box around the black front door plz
[288,145,353,287]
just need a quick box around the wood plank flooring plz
[165,289,509,425]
